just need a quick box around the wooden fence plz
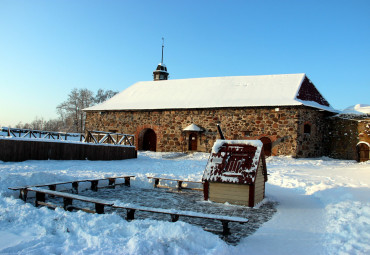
[0,139,137,162]
[84,130,134,146]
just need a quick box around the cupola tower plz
[153,38,169,81]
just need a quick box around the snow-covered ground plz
[0,152,369,254]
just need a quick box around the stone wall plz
[85,106,330,157]
[358,119,370,144]
[327,117,370,160]
[296,108,332,157]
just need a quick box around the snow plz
[84,73,336,113]
[339,104,370,116]
[0,127,83,141]
[358,141,370,147]
[0,135,135,148]
[203,140,263,184]
[0,153,369,254]
[183,124,203,132]
[113,202,249,223]
[157,63,166,68]
[211,139,262,154]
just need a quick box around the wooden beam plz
[95,203,105,214]
[90,180,99,191]
[126,209,136,220]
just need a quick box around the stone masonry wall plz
[85,106,329,157]
[327,117,370,160]
[296,108,332,157]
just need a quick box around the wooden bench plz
[112,203,248,235]
[27,187,114,214]
[22,187,248,235]
[147,177,203,191]
[8,175,135,201]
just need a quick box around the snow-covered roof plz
[84,73,336,112]
[339,104,370,116]
[183,124,203,132]
[202,140,267,185]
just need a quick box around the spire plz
[153,37,169,81]
[161,37,164,64]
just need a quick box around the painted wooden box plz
[202,140,268,207]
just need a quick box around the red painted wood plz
[296,76,330,106]
[189,133,197,151]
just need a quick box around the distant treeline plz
[7,88,118,133]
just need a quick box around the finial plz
[161,37,164,64]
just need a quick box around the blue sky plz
[1,0,369,126]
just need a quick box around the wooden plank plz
[209,194,249,203]
[112,204,248,223]
[152,184,203,191]
[37,201,60,209]
[210,188,249,197]
[69,207,95,214]
[209,193,249,201]
[0,139,136,162]
[147,176,202,183]
[209,182,250,204]
[210,189,249,197]
[8,176,135,191]
[209,194,249,202]
[84,176,135,182]
[210,182,249,190]
[28,188,114,206]
[209,189,249,196]
[210,188,249,196]
[209,197,250,206]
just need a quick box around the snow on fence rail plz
[0,128,137,162]
[1,128,135,146]
[1,127,84,141]
[84,130,134,146]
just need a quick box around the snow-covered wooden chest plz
[202,140,268,207]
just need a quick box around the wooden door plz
[142,129,157,152]
[357,143,369,162]
[189,133,197,151]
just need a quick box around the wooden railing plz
[84,130,134,146]
[1,127,84,141]
[1,128,135,147]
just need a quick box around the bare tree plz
[30,117,46,130]
[57,88,95,133]
[10,88,118,133]
[95,89,118,104]
[14,122,24,129]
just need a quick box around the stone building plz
[84,62,338,157]
[326,104,370,161]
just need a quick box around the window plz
[304,123,311,134]
[243,131,252,137]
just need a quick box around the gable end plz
[296,77,330,107]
